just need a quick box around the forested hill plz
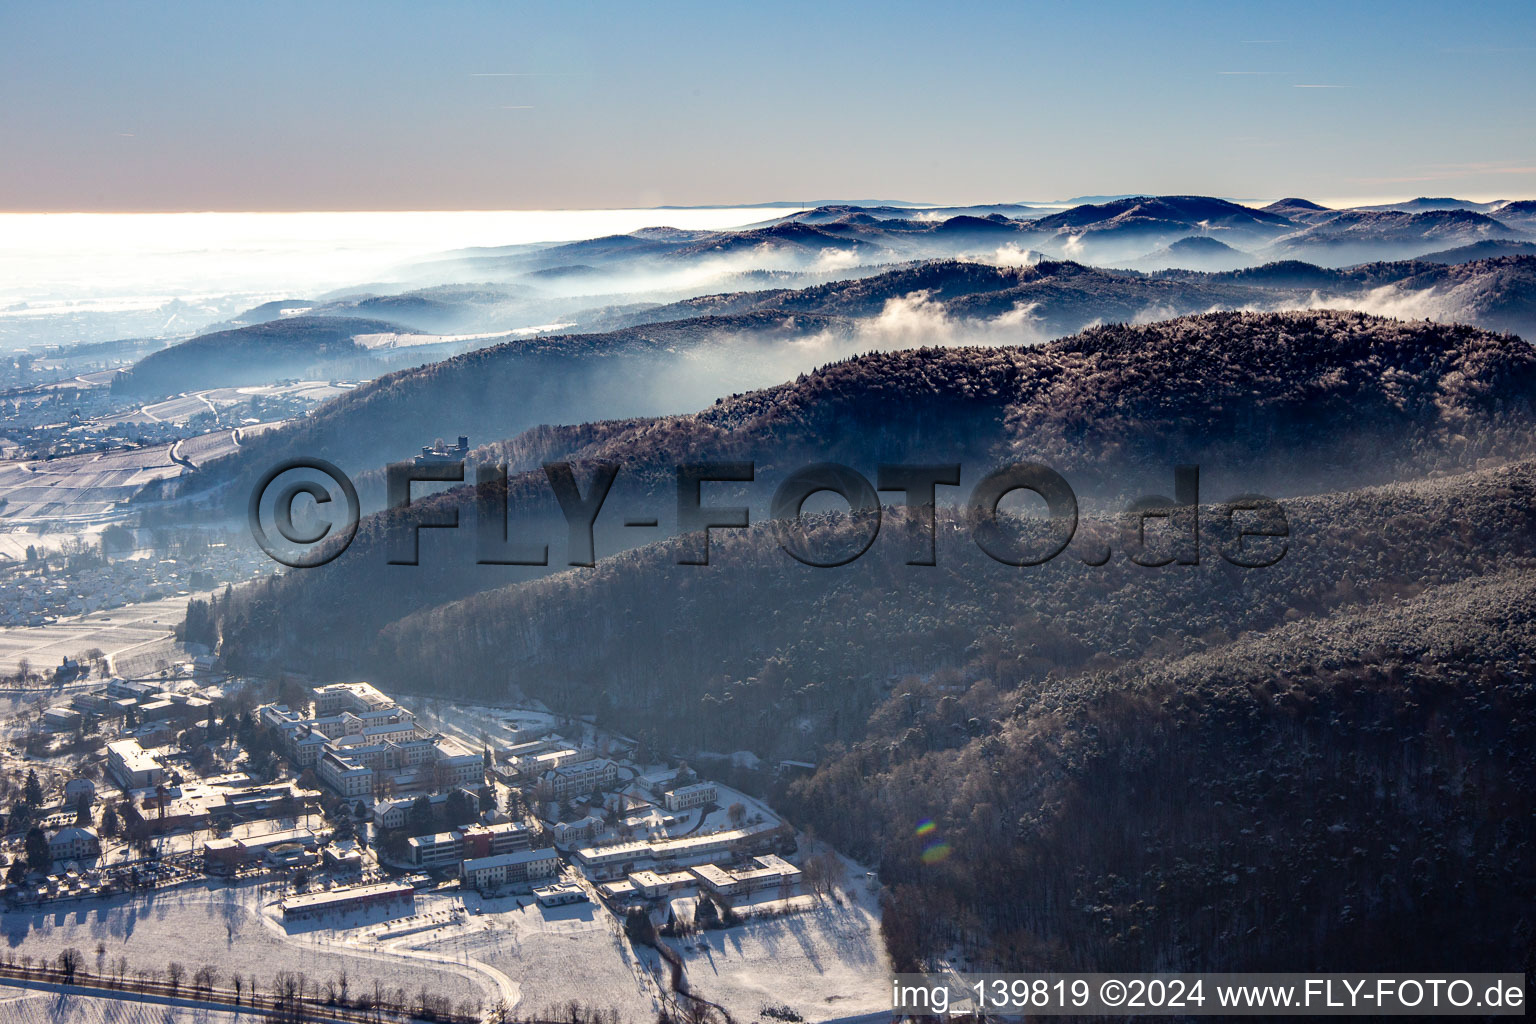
[208,310,1536,680]
[178,257,1536,513]
[809,565,1536,974]
[595,254,1536,338]
[179,310,852,498]
[110,316,417,396]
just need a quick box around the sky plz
[2,0,1534,212]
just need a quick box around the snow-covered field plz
[0,592,202,677]
[665,888,891,1021]
[0,446,183,529]
[411,892,666,1021]
[0,882,490,1009]
[3,831,890,1023]
[0,986,246,1024]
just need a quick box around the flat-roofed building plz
[433,739,483,787]
[571,840,651,880]
[107,678,160,701]
[599,879,637,900]
[663,782,718,812]
[690,854,802,897]
[459,821,530,860]
[238,827,318,855]
[503,737,562,760]
[574,822,788,880]
[406,830,464,869]
[517,747,590,775]
[313,682,395,717]
[461,847,559,891]
[281,881,414,921]
[628,868,695,899]
[688,862,739,895]
[139,699,175,720]
[323,840,364,873]
[124,779,318,832]
[533,881,588,907]
[107,739,164,789]
[43,707,83,732]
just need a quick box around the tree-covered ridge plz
[340,455,1536,749]
[207,310,1536,680]
[798,568,1535,974]
[111,315,418,395]
[165,256,1536,511]
[180,309,856,497]
[204,306,1536,697]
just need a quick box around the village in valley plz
[0,675,890,1023]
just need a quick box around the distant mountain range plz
[1415,239,1536,264]
[148,254,1536,495]
[108,194,1526,376]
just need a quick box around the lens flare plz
[920,842,952,864]
[915,819,950,863]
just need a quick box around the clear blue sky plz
[3,0,1533,211]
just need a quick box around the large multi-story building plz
[516,747,590,776]
[107,738,165,789]
[122,779,319,833]
[434,741,484,788]
[460,822,532,860]
[407,830,469,869]
[313,682,397,717]
[541,758,618,802]
[259,683,481,800]
[404,821,529,868]
[460,847,558,892]
[319,751,374,798]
